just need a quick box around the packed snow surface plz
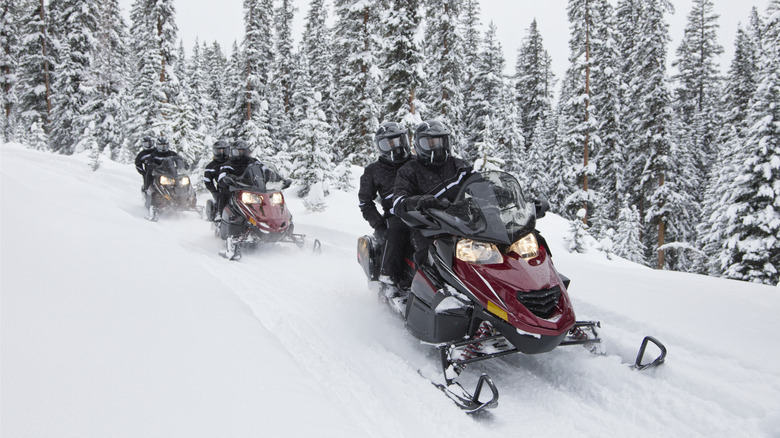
[2,144,779,437]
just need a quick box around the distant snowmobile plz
[144,156,200,221]
[216,162,320,260]
[358,171,666,413]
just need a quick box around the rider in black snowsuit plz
[204,140,229,198]
[215,140,287,222]
[134,136,156,191]
[359,122,412,288]
[392,120,476,265]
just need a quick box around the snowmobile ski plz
[433,373,499,414]
[632,336,667,371]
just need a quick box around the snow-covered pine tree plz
[494,83,524,178]
[699,19,761,276]
[28,117,47,150]
[422,0,465,155]
[126,0,179,152]
[48,0,101,154]
[463,23,504,162]
[614,202,645,263]
[332,0,381,166]
[289,52,333,208]
[83,0,129,161]
[525,109,557,202]
[270,0,295,147]
[233,0,275,153]
[546,106,574,214]
[0,0,24,142]
[721,1,780,285]
[219,42,244,140]
[186,39,209,140]
[615,0,643,210]
[301,0,335,130]
[459,0,482,161]
[17,0,56,143]
[672,0,723,171]
[202,41,227,139]
[628,0,684,269]
[559,0,602,225]
[591,0,625,237]
[514,19,555,149]
[473,115,503,172]
[148,0,179,140]
[565,208,590,253]
[378,0,424,131]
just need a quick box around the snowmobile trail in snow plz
[4,145,780,437]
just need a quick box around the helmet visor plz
[417,135,449,152]
[377,135,409,152]
[232,148,250,158]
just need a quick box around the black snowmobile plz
[144,156,200,221]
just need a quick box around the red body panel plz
[234,191,292,234]
[452,244,576,337]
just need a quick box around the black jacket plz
[391,157,475,220]
[358,158,408,229]
[134,148,156,174]
[204,158,227,195]
[217,158,285,189]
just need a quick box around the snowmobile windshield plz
[153,156,188,178]
[236,162,285,192]
[436,171,535,245]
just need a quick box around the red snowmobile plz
[357,171,665,413]
[217,162,319,260]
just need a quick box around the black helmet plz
[230,140,251,163]
[142,136,155,149]
[156,137,170,152]
[213,140,229,161]
[374,121,410,164]
[413,120,451,166]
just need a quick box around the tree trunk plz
[583,0,591,225]
[657,172,665,269]
[39,0,51,122]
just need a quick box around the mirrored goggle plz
[377,135,409,152]
[232,149,249,156]
[417,135,449,151]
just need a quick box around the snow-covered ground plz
[2,143,779,437]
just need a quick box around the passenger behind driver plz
[358,121,413,289]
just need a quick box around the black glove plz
[282,179,292,190]
[415,194,445,211]
[219,176,235,188]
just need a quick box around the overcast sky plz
[119,0,770,80]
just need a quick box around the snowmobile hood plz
[453,245,575,336]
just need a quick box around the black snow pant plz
[379,216,411,283]
[142,170,154,191]
[216,190,231,220]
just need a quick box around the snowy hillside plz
[2,144,779,437]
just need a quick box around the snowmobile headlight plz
[510,233,539,261]
[241,192,263,204]
[456,239,503,265]
[270,192,284,205]
[159,175,175,186]
[178,176,190,186]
